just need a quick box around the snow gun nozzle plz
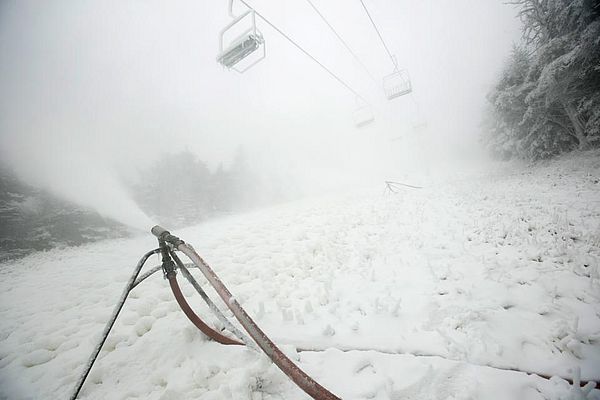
[151,225,185,247]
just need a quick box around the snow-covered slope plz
[1,151,599,400]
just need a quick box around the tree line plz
[484,0,600,160]
[132,148,290,227]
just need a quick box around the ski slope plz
[1,151,599,400]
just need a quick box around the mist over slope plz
[1,149,598,399]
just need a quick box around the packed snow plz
[1,151,599,400]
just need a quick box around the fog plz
[0,0,521,229]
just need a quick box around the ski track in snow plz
[1,151,600,399]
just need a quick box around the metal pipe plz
[151,225,185,247]
[228,0,235,17]
[131,265,162,289]
[70,248,161,400]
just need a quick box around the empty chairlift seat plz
[217,9,265,73]
[218,33,263,68]
[383,69,412,100]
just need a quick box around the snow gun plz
[70,225,341,400]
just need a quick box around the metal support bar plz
[132,265,162,289]
[70,248,161,400]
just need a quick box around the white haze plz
[0,0,521,229]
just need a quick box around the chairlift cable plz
[358,0,412,101]
[236,0,368,103]
[358,0,396,69]
[303,0,378,84]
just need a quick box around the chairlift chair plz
[383,68,412,100]
[354,104,375,128]
[413,121,428,133]
[217,8,265,73]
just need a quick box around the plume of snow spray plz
[6,145,154,231]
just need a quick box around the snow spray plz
[8,148,154,231]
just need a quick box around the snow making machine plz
[70,226,341,400]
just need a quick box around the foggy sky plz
[0,0,521,226]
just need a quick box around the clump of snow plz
[21,349,55,368]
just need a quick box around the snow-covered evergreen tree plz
[484,0,600,159]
